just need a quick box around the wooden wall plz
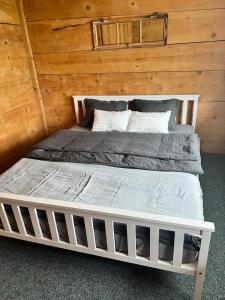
[23,0,225,153]
[0,0,46,172]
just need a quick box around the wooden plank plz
[46,209,60,242]
[26,9,225,53]
[127,222,136,257]
[38,71,225,105]
[27,18,93,53]
[16,0,48,135]
[0,203,11,231]
[84,216,96,250]
[0,0,20,24]
[22,0,225,21]
[34,41,225,74]
[28,207,43,238]
[173,231,184,267]
[64,212,77,245]
[11,204,27,235]
[150,225,159,262]
[169,9,225,44]
[105,219,115,253]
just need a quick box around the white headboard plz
[72,95,199,129]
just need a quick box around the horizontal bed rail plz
[0,192,214,300]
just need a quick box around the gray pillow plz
[79,98,128,127]
[131,99,180,130]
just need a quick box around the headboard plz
[72,95,199,129]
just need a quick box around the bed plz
[0,95,214,300]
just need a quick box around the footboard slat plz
[28,207,43,238]
[11,205,26,235]
[0,203,11,232]
[84,216,96,250]
[46,209,60,242]
[150,225,159,262]
[105,219,115,253]
[127,222,136,258]
[65,212,77,245]
[173,231,185,267]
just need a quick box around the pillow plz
[92,109,131,132]
[79,98,128,127]
[131,99,180,130]
[127,111,171,133]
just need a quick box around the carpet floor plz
[0,154,224,300]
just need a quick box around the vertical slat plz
[84,216,96,249]
[116,22,120,44]
[173,231,184,267]
[46,209,60,242]
[139,20,142,43]
[194,231,212,300]
[28,207,43,238]
[73,98,79,123]
[11,204,26,235]
[192,99,198,129]
[81,99,86,118]
[127,222,136,258]
[105,219,115,253]
[64,212,77,245]
[181,100,188,124]
[0,203,11,232]
[150,225,159,262]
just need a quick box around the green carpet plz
[0,154,224,300]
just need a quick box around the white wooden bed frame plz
[0,95,214,300]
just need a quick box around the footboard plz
[0,192,214,300]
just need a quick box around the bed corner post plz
[194,230,212,300]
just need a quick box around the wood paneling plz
[34,41,225,74]
[0,0,19,24]
[0,0,45,172]
[27,9,225,54]
[22,0,225,21]
[23,0,225,153]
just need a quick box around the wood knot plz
[211,32,216,39]
[85,4,91,10]
[131,1,135,5]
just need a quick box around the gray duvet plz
[0,158,203,263]
[27,130,203,175]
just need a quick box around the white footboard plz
[0,192,214,300]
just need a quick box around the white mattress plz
[0,158,203,221]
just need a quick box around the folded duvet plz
[27,130,203,175]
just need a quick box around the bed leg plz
[194,272,205,300]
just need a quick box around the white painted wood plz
[72,95,199,129]
[46,209,60,242]
[11,204,26,235]
[194,231,212,300]
[150,225,159,262]
[192,98,199,129]
[28,207,43,238]
[64,212,77,245]
[0,192,214,300]
[0,203,11,232]
[0,193,214,233]
[181,100,188,124]
[105,219,115,253]
[0,228,197,276]
[84,216,96,250]
[173,231,185,267]
[74,97,80,123]
[127,222,136,258]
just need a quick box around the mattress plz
[0,158,203,263]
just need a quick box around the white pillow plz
[92,109,131,131]
[127,111,171,133]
